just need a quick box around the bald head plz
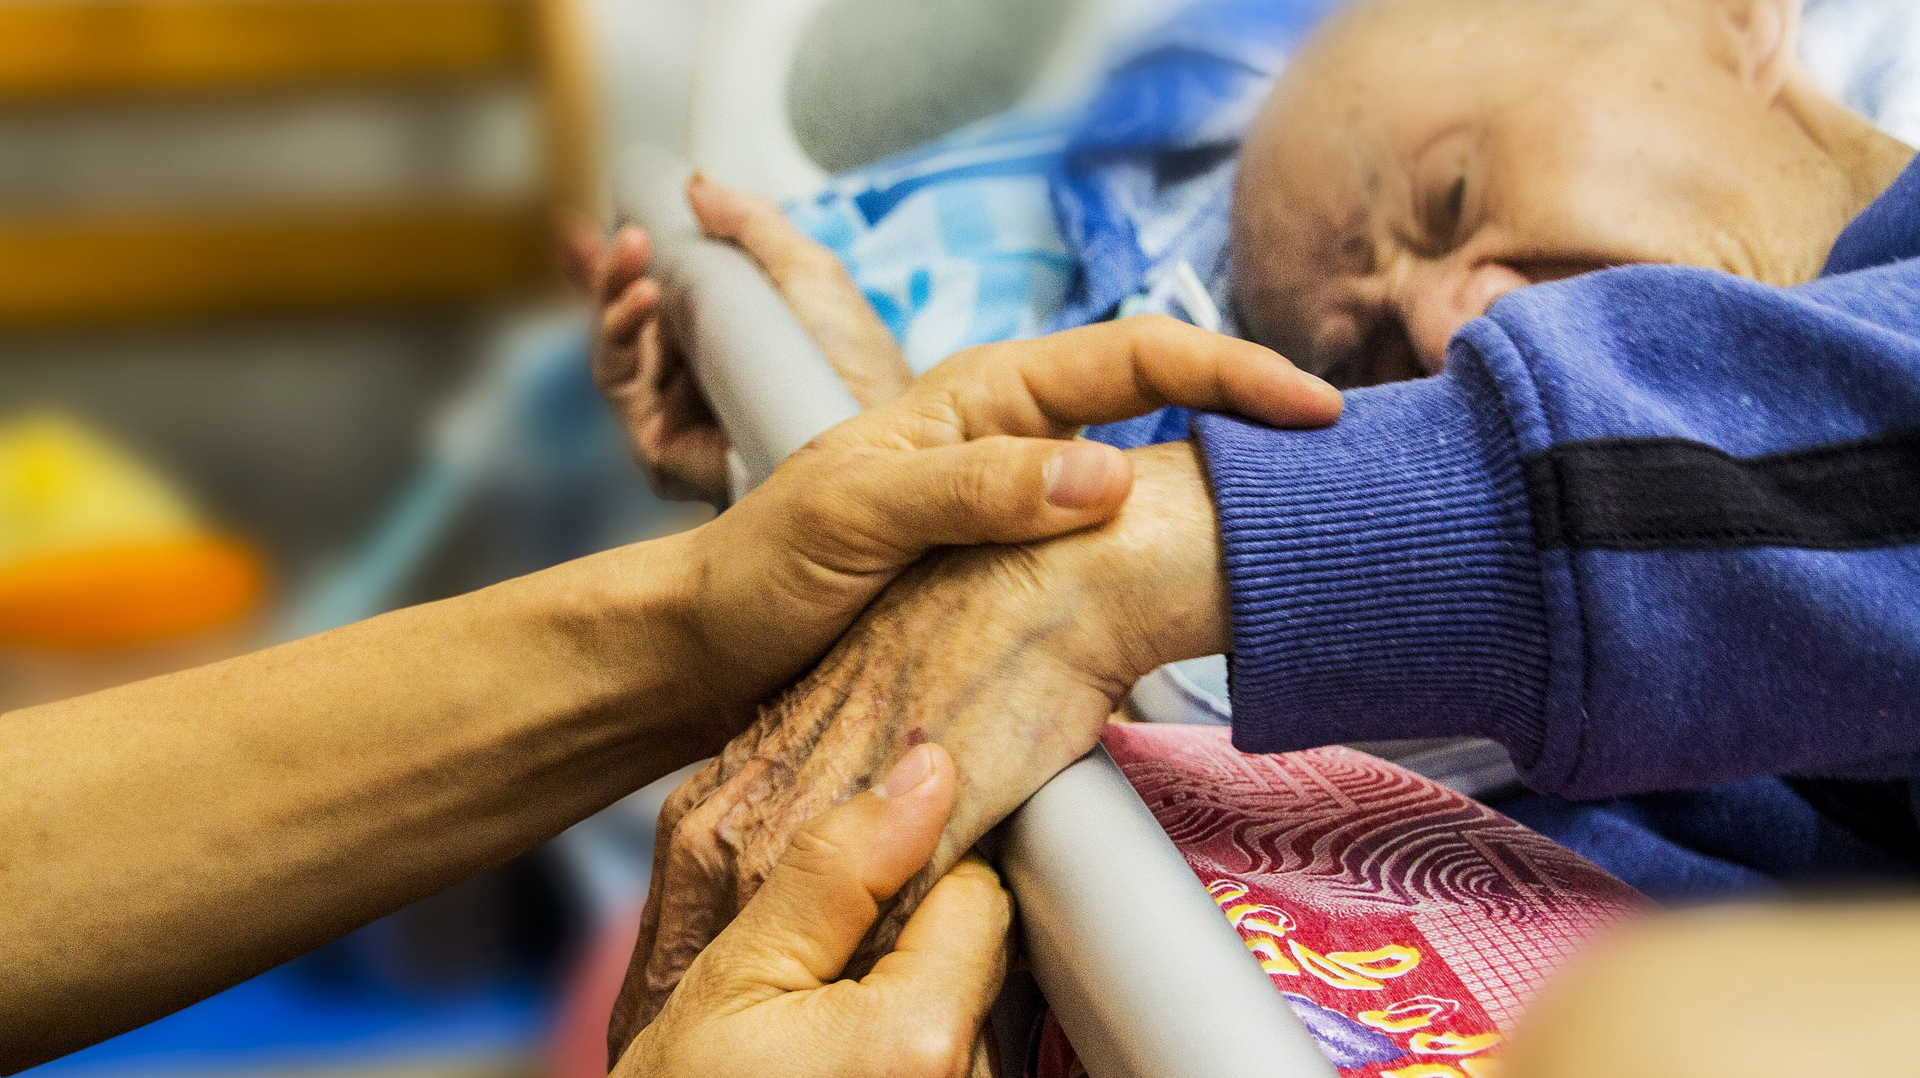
[1229,0,1912,385]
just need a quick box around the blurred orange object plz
[0,535,265,648]
[1,410,268,650]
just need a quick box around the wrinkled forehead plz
[1250,0,1629,155]
[1255,0,1527,155]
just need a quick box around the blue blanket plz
[785,114,1076,374]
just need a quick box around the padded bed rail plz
[614,148,1334,1078]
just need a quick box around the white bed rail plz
[1002,746,1335,1078]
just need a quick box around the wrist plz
[507,534,731,759]
[1095,440,1232,679]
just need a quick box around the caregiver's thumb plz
[611,745,1009,1078]
[687,743,959,997]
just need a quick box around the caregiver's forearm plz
[0,538,716,1072]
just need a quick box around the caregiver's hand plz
[558,176,912,503]
[612,319,1342,1055]
[614,742,1010,1078]
[658,315,1343,732]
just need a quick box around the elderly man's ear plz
[1703,0,1801,100]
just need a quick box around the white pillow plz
[1802,0,1920,145]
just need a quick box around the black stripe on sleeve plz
[1524,428,1920,551]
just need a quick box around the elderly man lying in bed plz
[561,0,1920,1063]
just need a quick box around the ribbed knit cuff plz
[1192,367,1552,767]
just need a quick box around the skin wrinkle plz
[772,671,857,771]
[636,766,749,1004]
[842,608,1099,980]
[618,614,926,1043]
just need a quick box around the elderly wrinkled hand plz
[609,316,1335,1058]
[558,176,912,503]
[615,742,1013,1078]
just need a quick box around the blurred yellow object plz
[0,411,198,562]
[0,411,263,648]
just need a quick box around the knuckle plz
[959,439,1032,512]
[898,1021,974,1078]
[782,823,853,876]
[959,866,1014,922]
[898,390,967,444]
[654,778,709,834]
[658,782,703,821]
[986,884,1015,935]
[1126,313,1188,351]
[948,456,1006,520]
[675,780,739,832]
[937,866,1014,937]
[670,810,731,862]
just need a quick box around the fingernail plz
[684,175,734,225]
[878,743,936,798]
[1044,443,1117,509]
[1296,366,1337,393]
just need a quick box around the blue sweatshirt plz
[1191,156,1920,873]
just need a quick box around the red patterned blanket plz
[1031,724,1648,1078]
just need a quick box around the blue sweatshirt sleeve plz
[1194,255,1920,799]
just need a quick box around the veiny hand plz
[609,315,1335,1058]
[558,176,913,503]
[614,742,1013,1078]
